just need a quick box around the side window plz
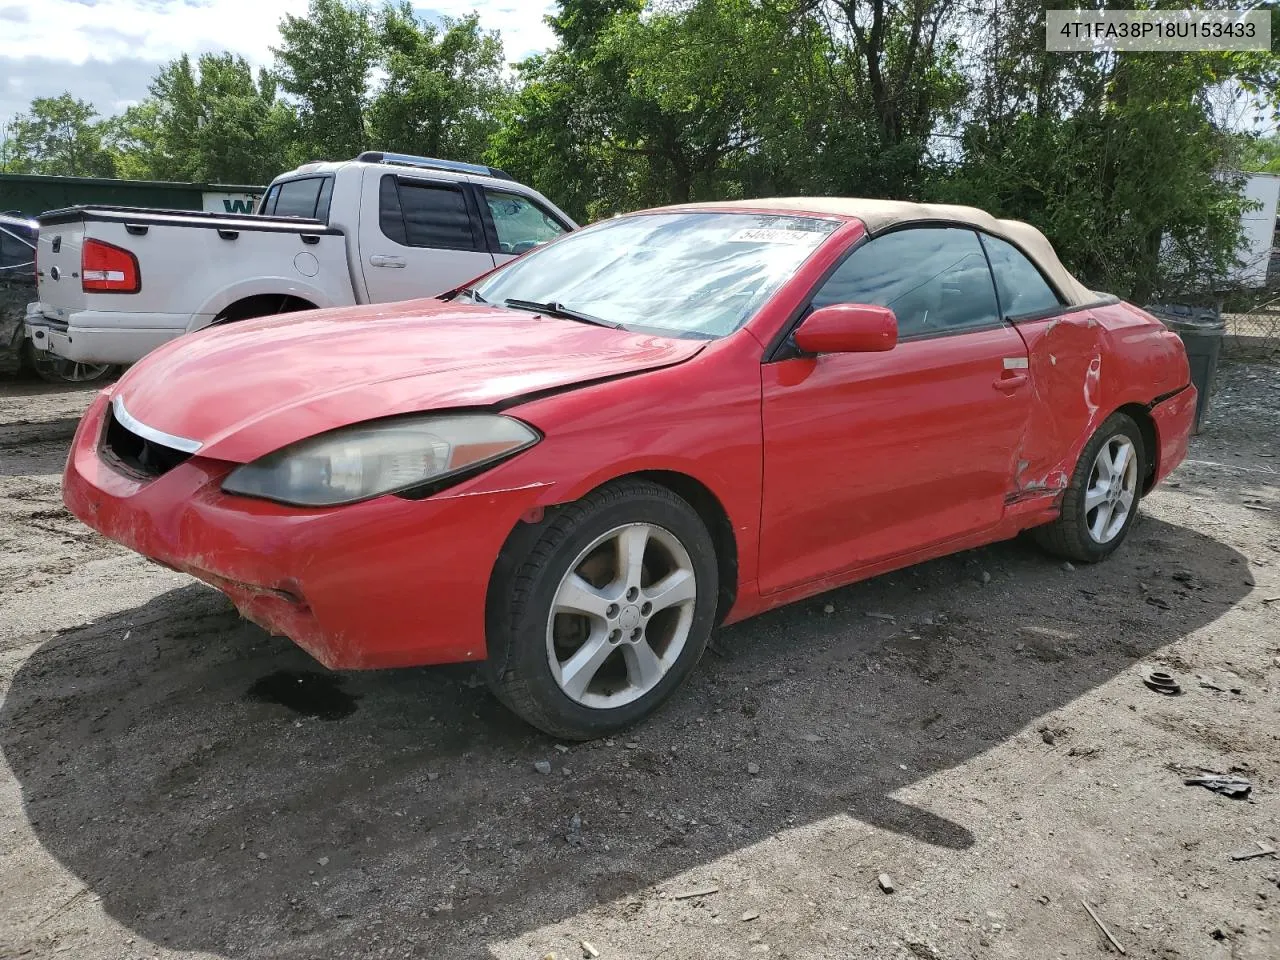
[378,175,476,251]
[484,190,567,254]
[811,227,1000,338]
[980,234,1064,319]
[315,177,334,222]
[272,178,324,219]
[258,185,280,215]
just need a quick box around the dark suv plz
[1,211,114,382]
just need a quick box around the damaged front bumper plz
[62,392,547,669]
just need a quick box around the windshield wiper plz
[447,286,488,304]
[502,298,622,329]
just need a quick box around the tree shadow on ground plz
[0,516,1253,958]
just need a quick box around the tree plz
[111,54,298,184]
[1238,134,1280,174]
[368,5,508,162]
[4,94,116,177]
[490,0,827,219]
[273,0,378,160]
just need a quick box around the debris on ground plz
[1229,842,1277,861]
[747,762,761,775]
[580,940,600,958]
[823,603,835,614]
[1081,899,1126,955]
[1184,774,1253,798]
[1197,675,1224,692]
[864,611,896,621]
[533,760,552,775]
[1143,670,1182,695]
[671,885,719,900]
[878,873,896,894]
[741,911,759,922]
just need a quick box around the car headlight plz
[222,413,539,507]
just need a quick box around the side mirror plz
[793,303,898,354]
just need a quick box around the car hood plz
[112,298,706,463]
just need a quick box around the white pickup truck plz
[24,152,577,365]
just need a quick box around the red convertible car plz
[62,199,1196,738]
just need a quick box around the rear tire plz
[24,341,118,385]
[1033,412,1145,563]
[483,479,718,740]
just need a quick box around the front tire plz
[1033,412,1146,563]
[484,479,718,740]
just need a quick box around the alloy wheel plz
[546,522,697,709]
[1084,435,1138,544]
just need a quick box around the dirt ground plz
[0,361,1277,960]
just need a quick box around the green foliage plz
[111,54,296,183]
[1,0,1275,301]
[274,0,378,160]
[367,6,509,161]
[1238,134,1280,173]
[3,94,117,177]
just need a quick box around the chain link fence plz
[1221,301,1280,359]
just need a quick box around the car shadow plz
[0,515,1253,958]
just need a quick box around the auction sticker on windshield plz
[727,228,827,245]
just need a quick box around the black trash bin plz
[1145,304,1224,434]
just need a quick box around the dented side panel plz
[1011,302,1190,497]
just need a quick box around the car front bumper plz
[62,392,547,669]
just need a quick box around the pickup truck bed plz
[27,206,350,365]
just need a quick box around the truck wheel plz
[483,478,719,740]
[1033,413,1145,563]
[24,342,118,385]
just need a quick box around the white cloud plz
[0,0,557,122]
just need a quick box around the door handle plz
[369,254,406,268]
[993,373,1028,392]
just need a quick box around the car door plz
[478,188,573,265]
[757,226,1032,594]
[358,171,495,303]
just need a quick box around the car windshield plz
[471,212,840,338]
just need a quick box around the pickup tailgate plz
[34,220,89,320]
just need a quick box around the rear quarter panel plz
[1012,301,1191,494]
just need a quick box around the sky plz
[0,0,559,125]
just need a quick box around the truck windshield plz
[471,212,839,339]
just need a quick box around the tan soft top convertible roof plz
[673,197,1097,307]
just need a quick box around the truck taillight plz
[82,239,140,293]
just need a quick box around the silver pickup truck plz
[25,152,576,366]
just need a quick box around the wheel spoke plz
[622,639,664,691]
[1090,501,1113,541]
[555,573,612,619]
[1112,441,1133,482]
[644,568,695,613]
[558,631,613,700]
[1084,484,1109,512]
[1095,443,1115,482]
[1117,487,1134,514]
[615,525,649,589]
